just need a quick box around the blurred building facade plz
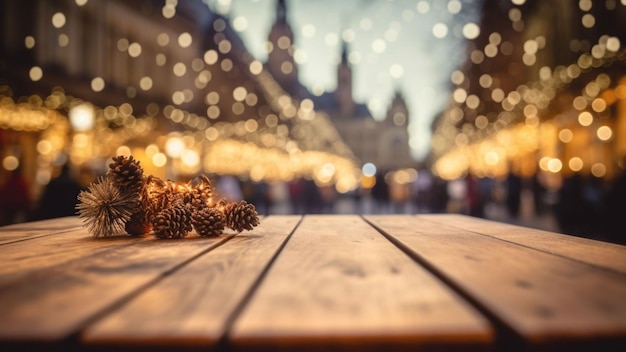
[0,0,360,211]
[265,0,414,171]
[432,0,626,181]
[430,0,626,240]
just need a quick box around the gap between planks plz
[364,214,626,350]
[81,215,302,349]
[420,214,626,275]
[228,215,493,351]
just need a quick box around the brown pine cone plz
[152,203,192,239]
[192,206,225,237]
[144,177,185,218]
[224,200,260,232]
[125,210,152,236]
[189,175,214,210]
[108,155,145,195]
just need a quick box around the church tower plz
[385,89,409,127]
[266,0,299,96]
[335,41,355,118]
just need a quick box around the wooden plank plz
[0,232,232,345]
[82,215,301,348]
[0,217,83,245]
[421,214,626,274]
[366,215,626,349]
[0,226,146,283]
[230,215,492,351]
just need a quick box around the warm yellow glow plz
[233,86,247,101]
[116,146,131,157]
[58,34,69,47]
[25,36,35,49]
[559,129,573,143]
[569,157,583,172]
[91,77,105,92]
[145,144,159,157]
[280,61,293,74]
[218,40,232,54]
[221,59,233,72]
[152,153,167,167]
[181,149,200,168]
[128,43,142,57]
[29,66,43,81]
[591,163,606,177]
[597,125,612,141]
[591,98,606,112]
[178,32,192,48]
[51,12,66,28]
[547,158,563,173]
[157,33,169,46]
[2,156,19,171]
[204,50,218,65]
[165,136,184,157]
[578,111,593,126]
[139,77,153,91]
[37,140,52,155]
[173,62,186,77]
[249,60,263,75]
[69,103,95,132]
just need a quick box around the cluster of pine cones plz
[87,155,259,239]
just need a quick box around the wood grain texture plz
[0,227,145,283]
[82,215,300,348]
[366,215,626,348]
[421,214,626,274]
[0,216,83,245]
[230,215,492,351]
[0,233,231,343]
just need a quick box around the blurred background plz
[1,0,625,244]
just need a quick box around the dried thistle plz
[76,176,137,237]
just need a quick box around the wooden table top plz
[1,214,625,351]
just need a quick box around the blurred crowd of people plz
[0,163,83,225]
[1,164,625,245]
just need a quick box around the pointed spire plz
[277,0,287,24]
[341,40,349,65]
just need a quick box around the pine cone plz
[144,177,185,218]
[108,155,144,195]
[224,200,260,232]
[189,175,214,210]
[125,210,152,236]
[192,206,225,237]
[152,203,192,239]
